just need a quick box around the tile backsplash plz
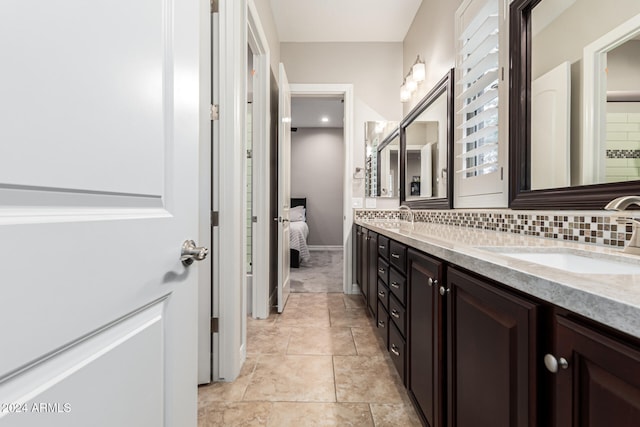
[354,209,636,249]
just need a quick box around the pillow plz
[290,206,306,222]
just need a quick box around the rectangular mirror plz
[377,130,400,197]
[510,0,640,209]
[400,69,454,209]
[364,121,399,197]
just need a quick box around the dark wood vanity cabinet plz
[355,225,640,427]
[446,267,539,427]
[551,315,640,427]
[407,249,444,427]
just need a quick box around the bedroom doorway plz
[290,84,354,294]
[288,96,345,293]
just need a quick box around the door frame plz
[247,0,271,320]
[288,83,355,295]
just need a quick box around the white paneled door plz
[0,1,201,426]
[277,63,291,313]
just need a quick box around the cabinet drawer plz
[389,267,406,305]
[389,322,406,384]
[376,301,389,350]
[378,235,389,260]
[377,258,389,285]
[389,293,406,337]
[389,240,407,273]
[377,279,389,311]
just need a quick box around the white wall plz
[291,128,344,246]
[281,42,403,207]
[252,0,281,74]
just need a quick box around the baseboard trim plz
[308,245,343,251]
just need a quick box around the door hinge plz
[211,211,219,227]
[211,317,219,333]
[501,167,504,180]
[210,104,219,121]
[246,149,253,159]
[210,0,218,13]
[252,216,258,223]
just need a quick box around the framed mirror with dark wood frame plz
[510,0,640,209]
[376,128,400,198]
[400,69,454,209]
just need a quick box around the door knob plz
[181,240,208,266]
[544,354,569,373]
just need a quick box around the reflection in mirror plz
[400,69,454,209]
[377,132,400,197]
[510,0,640,208]
[364,121,398,197]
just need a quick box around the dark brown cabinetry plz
[355,225,640,427]
[551,315,640,427]
[407,249,444,427]
[367,231,378,315]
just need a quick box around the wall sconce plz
[400,55,426,103]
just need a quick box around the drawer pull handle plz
[378,268,385,274]
[378,320,385,328]
[391,253,400,259]
[391,309,400,319]
[379,245,385,249]
[378,290,386,297]
[391,345,400,356]
[391,282,400,289]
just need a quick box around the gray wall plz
[291,128,344,246]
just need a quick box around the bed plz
[289,198,310,268]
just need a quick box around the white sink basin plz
[479,247,640,275]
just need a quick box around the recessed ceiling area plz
[291,97,344,128]
[270,0,423,42]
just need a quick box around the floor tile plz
[198,355,257,403]
[276,306,331,327]
[198,402,271,427]
[246,325,292,355]
[243,354,336,402]
[267,402,374,426]
[287,327,357,355]
[344,294,366,310]
[329,308,374,328]
[333,355,406,403]
[370,403,423,427]
[351,326,386,355]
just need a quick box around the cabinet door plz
[408,249,444,427]
[367,231,378,315]
[553,316,640,427]
[447,268,538,427]
[360,229,369,300]
[355,225,362,290]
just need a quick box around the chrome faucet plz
[605,196,640,255]
[398,205,414,230]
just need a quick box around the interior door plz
[277,63,291,313]
[0,2,201,426]
[531,61,571,190]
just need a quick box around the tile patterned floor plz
[198,293,422,426]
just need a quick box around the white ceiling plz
[291,97,344,128]
[270,0,423,43]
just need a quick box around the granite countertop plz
[356,219,640,339]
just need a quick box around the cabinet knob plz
[544,354,569,373]
[428,277,439,287]
[391,309,400,319]
[391,253,400,259]
[379,244,385,249]
[439,286,449,296]
[378,268,385,274]
[378,290,386,297]
[377,320,385,328]
[390,281,400,289]
[390,344,400,357]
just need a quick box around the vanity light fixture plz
[400,54,426,102]
[400,79,411,102]
[412,55,426,82]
